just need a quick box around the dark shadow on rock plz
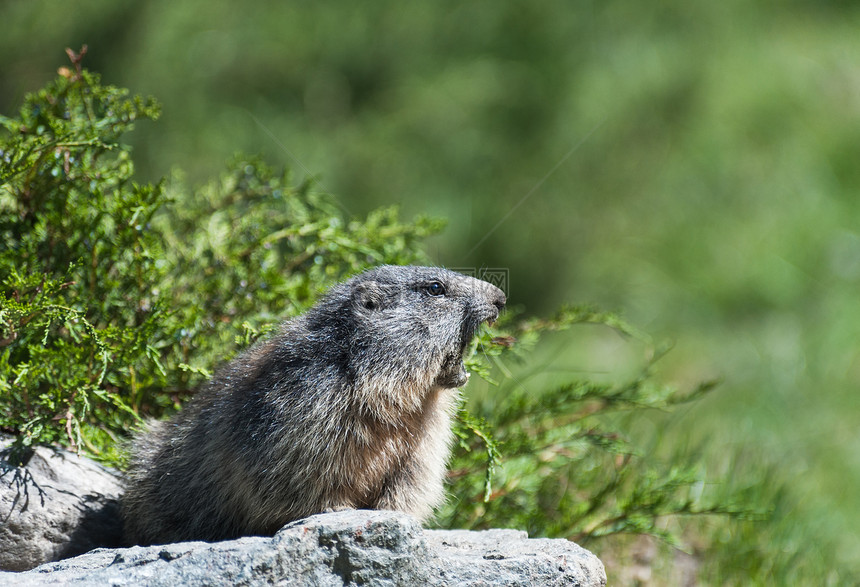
[1,434,124,571]
[56,496,124,560]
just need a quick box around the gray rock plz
[427,528,607,586]
[0,438,605,584]
[0,436,123,572]
[3,510,607,586]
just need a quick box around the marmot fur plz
[122,265,506,545]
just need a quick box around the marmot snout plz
[122,265,505,545]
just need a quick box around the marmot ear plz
[353,281,383,311]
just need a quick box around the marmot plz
[122,265,506,545]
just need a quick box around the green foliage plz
[446,309,741,545]
[0,53,167,454]
[448,309,851,583]
[0,61,441,455]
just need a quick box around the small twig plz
[64,409,77,452]
[64,45,88,80]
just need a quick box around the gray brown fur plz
[121,265,505,545]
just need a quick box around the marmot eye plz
[425,281,446,296]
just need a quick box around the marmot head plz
[316,265,506,416]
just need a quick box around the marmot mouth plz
[434,311,495,389]
[434,354,469,389]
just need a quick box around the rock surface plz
[1,438,606,585]
[0,436,123,572]
[3,509,607,586]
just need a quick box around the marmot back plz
[122,265,506,545]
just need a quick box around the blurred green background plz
[4,0,860,579]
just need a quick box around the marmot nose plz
[485,287,506,324]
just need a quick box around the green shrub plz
[445,308,747,540]
[0,54,167,458]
